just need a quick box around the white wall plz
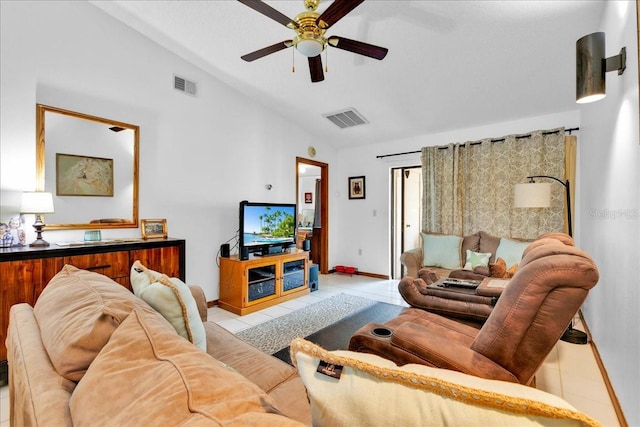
[0,1,336,301]
[578,2,639,425]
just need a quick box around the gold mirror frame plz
[36,104,139,230]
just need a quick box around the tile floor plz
[0,273,621,427]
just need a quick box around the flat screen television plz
[239,201,297,256]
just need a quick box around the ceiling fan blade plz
[241,40,293,62]
[328,36,388,60]
[308,55,324,83]
[317,0,364,29]
[237,0,297,28]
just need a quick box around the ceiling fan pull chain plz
[292,47,296,73]
[325,49,328,72]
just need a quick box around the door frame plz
[296,157,329,274]
[390,165,421,278]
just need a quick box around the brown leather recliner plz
[349,233,599,385]
[397,270,497,325]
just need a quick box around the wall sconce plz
[21,191,55,247]
[576,32,626,104]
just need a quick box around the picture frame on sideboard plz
[141,218,168,239]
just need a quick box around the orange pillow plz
[489,257,518,278]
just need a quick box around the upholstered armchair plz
[349,233,599,385]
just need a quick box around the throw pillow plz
[69,308,301,426]
[495,238,530,270]
[290,338,599,427]
[130,260,206,351]
[489,257,518,278]
[421,233,463,269]
[462,250,491,271]
[33,264,151,381]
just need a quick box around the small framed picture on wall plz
[304,192,313,204]
[348,176,365,200]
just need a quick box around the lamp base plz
[30,216,49,247]
[560,325,588,345]
[29,238,50,247]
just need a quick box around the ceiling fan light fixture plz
[295,35,325,57]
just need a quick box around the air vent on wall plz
[323,108,368,129]
[174,74,197,96]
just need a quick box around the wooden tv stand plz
[218,250,309,316]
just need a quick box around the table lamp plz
[21,191,55,247]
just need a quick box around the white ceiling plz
[91,0,605,148]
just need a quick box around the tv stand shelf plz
[218,250,309,316]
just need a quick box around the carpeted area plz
[235,293,379,355]
[234,292,407,365]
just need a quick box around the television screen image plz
[240,202,296,253]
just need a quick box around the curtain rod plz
[376,127,579,159]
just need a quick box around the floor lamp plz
[514,175,588,345]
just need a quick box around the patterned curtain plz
[421,128,566,239]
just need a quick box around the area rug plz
[235,293,378,355]
[235,293,407,365]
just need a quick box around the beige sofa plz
[401,231,530,279]
[6,265,311,426]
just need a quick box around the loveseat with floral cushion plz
[401,230,531,280]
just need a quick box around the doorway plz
[296,157,329,274]
[391,166,422,279]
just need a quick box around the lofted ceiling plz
[91,0,606,148]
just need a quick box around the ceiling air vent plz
[173,74,197,96]
[323,108,368,129]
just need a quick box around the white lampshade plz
[514,183,551,208]
[21,192,55,214]
[296,39,323,57]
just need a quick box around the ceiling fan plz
[238,0,388,83]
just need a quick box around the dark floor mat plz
[273,301,406,365]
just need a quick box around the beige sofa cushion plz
[291,338,599,427]
[69,307,304,426]
[33,264,149,382]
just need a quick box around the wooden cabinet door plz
[281,257,308,295]
[64,251,130,288]
[245,260,278,307]
[130,246,181,278]
[0,257,63,360]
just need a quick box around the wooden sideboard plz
[0,238,185,385]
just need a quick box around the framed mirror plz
[36,104,139,230]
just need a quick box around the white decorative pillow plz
[421,233,462,269]
[130,261,206,351]
[495,238,530,270]
[290,338,599,427]
[463,250,491,270]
